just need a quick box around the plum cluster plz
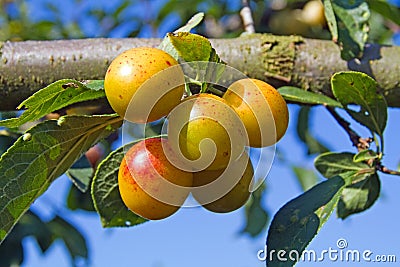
[104,47,288,220]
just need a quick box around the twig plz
[326,106,400,177]
[376,163,400,176]
[325,106,372,151]
[240,0,255,34]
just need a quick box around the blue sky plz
[22,105,400,267]
[5,0,400,266]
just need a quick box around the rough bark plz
[1,34,399,110]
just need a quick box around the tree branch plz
[1,34,400,110]
[325,106,373,151]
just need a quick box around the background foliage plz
[1,0,400,266]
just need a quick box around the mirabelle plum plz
[104,47,184,122]
[118,138,193,220]
[167,93,247,171]
[191,152,254,213]
[223,78,288,147]
[301,0,326,27]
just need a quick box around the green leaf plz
[0,221,28,266]
[314,177,345,229]
[314,152,373,178]
[0,210,54,266]
[0,114,122,244]
[278,86,342,107]
[366,0,400,26]
[158,12,205,60]
[0,79,105,128]
[47,216,88,263]
[158,34,180,60]
[0,134,16,155]
[161,31,224,65]
[160,32,225,95]
[324,0,370,60]
[296,107,330,155]
[92,144,148,228]
[353,149,378,163]
[266,175,346,267]
[292,166,319,191]
[81,80,105,91]
[16,211,54,253]
[324,0,339,41]
[114,1,131,19]
[331,71,388,141]
[240,185,269,237]
[337,173,380,219]
[0,234,23,266]
[0,111,19,120]
[67,184,95,212]
[174,12,204,33]
[66,154,93,192]
[168,32,214,62]
[32,21,55,35]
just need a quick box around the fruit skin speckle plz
[223,78,289,147]
[104,47,184,122]
[167,93,247,171]
[118,138,193,220]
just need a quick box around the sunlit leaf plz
[0,79,105,128]
[167,32,214,62]
[314,152,375,179]
[0,114,122,244]
[331,71,387,141]
[337,173,380,219]
[158,12,205,60]
[353,149,378,163]
[278,86,342,107]
[160,32,225,94]
[174,12,204,33]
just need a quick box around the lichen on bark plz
[1,35,400,110]
[211,34,303,86]
[258,34,303,83]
